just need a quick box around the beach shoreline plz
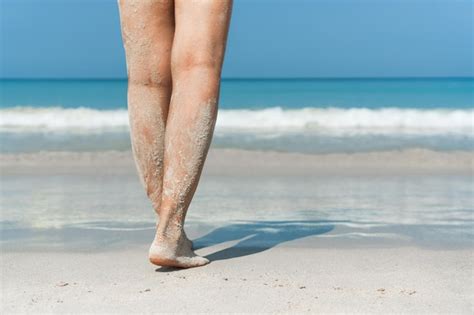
[1,148,473,313]
[1,148,472,176]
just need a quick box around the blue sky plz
[1,0,472,78]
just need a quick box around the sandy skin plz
[118,0,232,268]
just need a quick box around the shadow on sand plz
[156,220,334,272]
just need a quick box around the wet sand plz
[1,149,473,313]
[1,148,472,176]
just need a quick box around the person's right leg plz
[148,0,232,268]
[117,0,174,215]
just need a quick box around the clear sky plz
[1,0,472,79]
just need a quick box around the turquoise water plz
[0,78,473,153]
[1,79,473,248]
[1,78,473,109]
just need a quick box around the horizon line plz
[1,76,473,81]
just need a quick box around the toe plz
[192,256,209,266]
[178,255,209,268]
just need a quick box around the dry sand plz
[1,246,472,313]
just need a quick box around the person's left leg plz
[117,0,174,215]
[148,0,233,268]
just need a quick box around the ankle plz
[155,220,184,243]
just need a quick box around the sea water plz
[1,78,473,249]
[1,78,473,153]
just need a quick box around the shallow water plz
[1,172,472,250]
[1,78,472,250]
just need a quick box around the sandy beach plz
[2,246,472,313]
[2,0,473,311]
[1,149,473,313]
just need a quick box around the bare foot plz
[149,226,208,268]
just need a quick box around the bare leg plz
[148,0,233,268]
[118,0,173,215]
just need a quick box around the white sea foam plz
[217,107,474,135]
[0,106,129,133]
[0,106,473,135]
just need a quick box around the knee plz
[125,47,171,88]
[127,64,171,89]
[172,50,221,76]
[128,73,171,89]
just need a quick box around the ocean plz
[1,78,473,153]
[1,78,473,250]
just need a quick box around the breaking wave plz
[1,106,472,136]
